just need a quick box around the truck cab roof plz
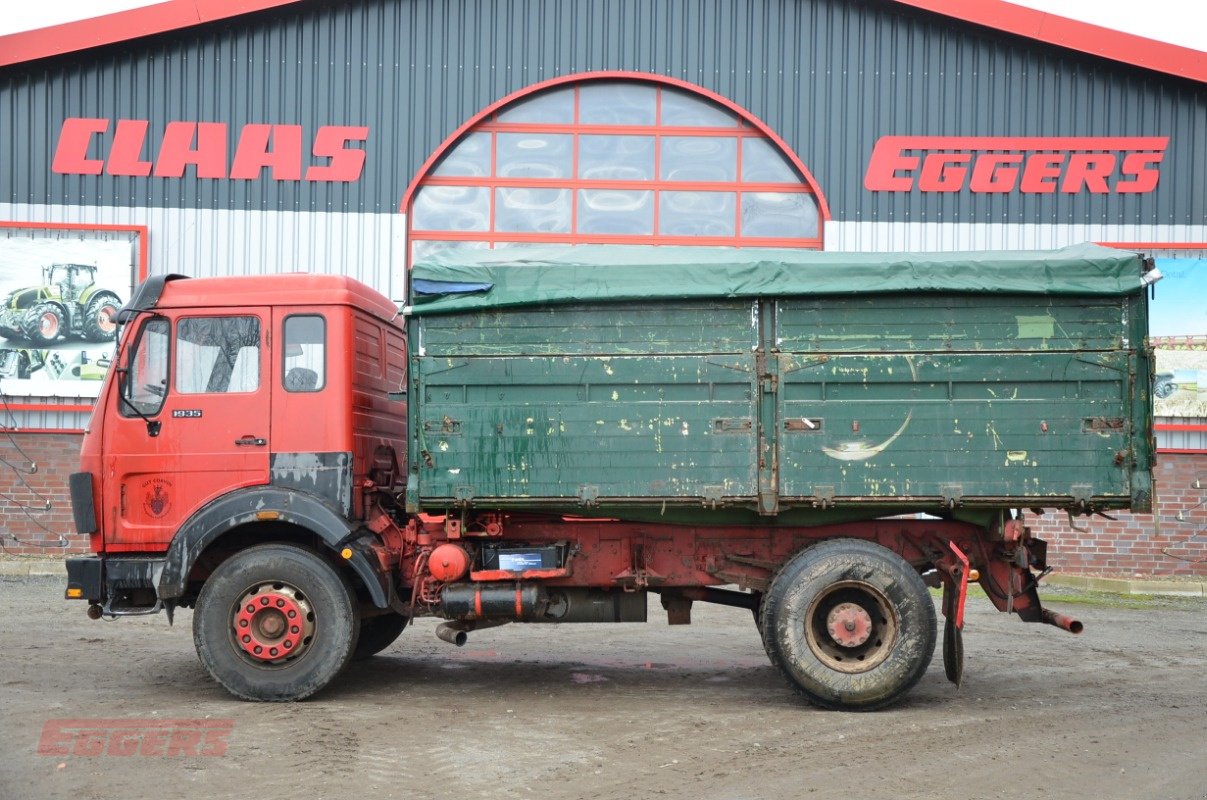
[124,273,401,323]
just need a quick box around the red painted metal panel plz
[893,0,1207,84]
[0,0,304,68]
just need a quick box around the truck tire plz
[22,302,64,345]
[352,612,409,660]
[193,543,360,701]
[82,293,121,342]
[761,538,936,711]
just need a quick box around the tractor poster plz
[1150,257,1207,419]
[0,224,139,400]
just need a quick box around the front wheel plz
[22,302,64,345]
[193,544,360,701]
[761,538,936,711]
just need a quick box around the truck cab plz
[68,274,407,612]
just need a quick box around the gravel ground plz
[1,576,1205,800]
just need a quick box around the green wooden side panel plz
[777,352,1132,500]
[416,353,757,502]
[777,295,1128,353]
[411,292,1148,513]
[421,301,756,356]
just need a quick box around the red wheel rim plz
[97,304,117,333]
[39,312,59,338]
[232,583,315,665]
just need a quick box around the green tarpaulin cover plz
[407,243,1148,315]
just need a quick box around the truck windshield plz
[120,317,170,417]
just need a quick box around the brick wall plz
[0,433,89,555]
[1028,453,1207,579]
[3,433,1205,578]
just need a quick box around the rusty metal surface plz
[269,451,353,518]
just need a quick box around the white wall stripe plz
[825,221,1207,254]
[0,204,407,302]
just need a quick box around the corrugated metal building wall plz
[2,0,1204,244]
[1,0,1204,434]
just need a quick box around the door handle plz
[234,437,267,447]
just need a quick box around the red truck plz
[64,246,1155,709]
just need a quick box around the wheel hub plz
[804,580,899,674]
[233,583,315,664]
[97,305,117,333]
[826,602,873,648]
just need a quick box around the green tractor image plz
[0,264,122,345]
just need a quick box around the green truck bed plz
[404,244,1153,523]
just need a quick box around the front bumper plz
[66,556,166,607]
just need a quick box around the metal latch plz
[701,486,724,508]
[1083,417,1126,432]
[1070,484,1093,509]
[424,417,462,435]
[577,485,599,506]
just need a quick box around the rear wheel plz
[761,538,936,711]
[193,544,359,701]
[23,302,63,345]
[352,612,409,660]
[82,293,121,342]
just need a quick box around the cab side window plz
[120,317,170,417]
[176,317,261,394]
[283,315,326,392]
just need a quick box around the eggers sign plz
[51,118,369,182]
[864,136,1168,194]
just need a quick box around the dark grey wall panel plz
[1,0,1204,224]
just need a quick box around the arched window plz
[405,75,827,263]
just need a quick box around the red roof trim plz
[894,0,1207,84]
[0,0,1201,83]
[0,0,305,68]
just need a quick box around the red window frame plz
[403,73,830,262]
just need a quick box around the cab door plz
[103,309,272,550]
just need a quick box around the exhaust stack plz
[1041,609,1084,634]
